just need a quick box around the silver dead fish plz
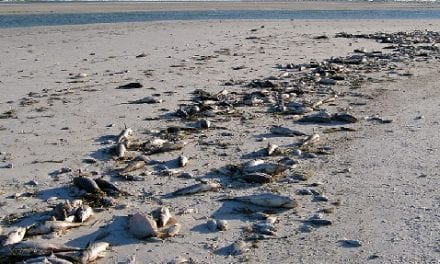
[3,226,26,246]
[172,181,221,196]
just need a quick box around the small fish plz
[338,239,362,247]
[3,227,26,246]
[127,96,163,104]
[117,143,128,159]
[73,176,103,194]
[80,242,110,263]
[301,133,320,147]
[158,223,181,238]
[233,193,299,208]
[75,205,93,223]
[252,223,276,235]
[177,155,189,167]
[266,143,279,156]
[172,181,221,196]
[242,160,287,175]
[270,126,306,137]
[118,128,133,143]
[240,172,273,184]
[230,240,248,256]
[94,178,125,195]
[152,206,172,228]
[148,141,187,155]
[121,160,145,173]
[216,220,229,231]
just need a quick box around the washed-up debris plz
[232,193,299,209]
[128,213,158,239]
[229,240,249,255]
[172,181,221,196]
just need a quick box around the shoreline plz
[1,1,440,15]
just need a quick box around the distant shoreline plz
[1,1,439,15]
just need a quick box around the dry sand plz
[0,16,439,264]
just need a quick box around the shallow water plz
[0,9,439,28]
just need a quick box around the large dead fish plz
[27,221,85,236]
[0,241,81,261]
[16,254,73,264]
[57,242,110,264]
[172,181,221,196]
[232,193,299,208]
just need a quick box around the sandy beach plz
[0,5,439,263]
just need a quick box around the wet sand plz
[0,1,440,15]
[0,16,439,264]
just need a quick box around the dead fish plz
[233,193,299,208]
[3,226,26,246]
[0,241,81,259]
[200,119,211,129]
[117,143,128,159]
[120,174,145,181]
[266,143,278,156]
[338,239,362,247]
[158,223,181,238]
[73,176,103,194]
[206,219,218,231]
[172,181,221,196]
[252,223,276,235]
[27,221,85,235]
[79,242,110,263]
[332,112,358,123]
[240,172,273,184]
[94,178,125,195]
[127,96,162,104]
[128,213,158,239]
[216,220,229,231]
[148,141,187,154]
[121,160,145,173]
[298,110,332,123]
[75,205,93,223]
[118,128,133,143]
[152,207,172,228]
[17,254,73,264]
[270,125,306,136]
[230,240,248,256]
[308,218,332,226]
[301,133,320,147]
[242,160,287,175]
[117,82,143,89]
[177,155,188,167]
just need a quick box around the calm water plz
[0,9,439,28]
